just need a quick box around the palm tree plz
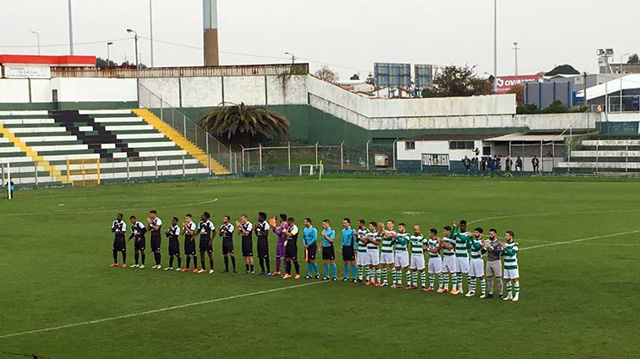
[200,103,290,149]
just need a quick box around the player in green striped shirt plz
[408,225,427,290]
[440,226,458,294]
[367,221,382,286]
[451,220,472,294]
[426,228,444,292]
[356,219,370,284]
[501,230,520,302]
[380,220,397,287]
[466,227,487,298]
[393,223,411,289]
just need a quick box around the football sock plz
[112,250,118,263]
[429,274,435,288]
[141,253,146,265]
[169,255,174,268]
[154,253,161,266]
[135,253,139,265]
[352,265,358,280]
[177,255,181,268]
[224,256,229,271]
[331,263,337,278]
[469,277,476,293]
[382,268,388,283]
[324,264,330,277]
[497,278,503,294]
[259,258,265,272]
[412,272,417,287]
[343,265,349,279]
[122,251,126,264]
[438,273,443,288]
[209,257,214,270]
[231,256,236,270]
[186,257,191,269]
[457,273,463,291]
[391,268,396,284]
[443,273,449,288]
[480,278,486,294]
[314,263,319,276]
[514,281,520,295]
[250,264,254,272]
[193,256,198,269]
[421,272,426,288]
[265,257,271,273]
[246,264,250,272]
[451,273,457,289]
[293,260,300,274]
[506,281,512,296]
[376,269,381,282]
[275,257,281,272]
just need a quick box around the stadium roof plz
[486,134,567,142]
[578,74,640,101]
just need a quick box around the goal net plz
[66,158,101,186]
[299,164,324,177]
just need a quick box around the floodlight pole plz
[31,31,41,55]
[68,0,74,55]
[619,54,629,112]
[149,0,154,67]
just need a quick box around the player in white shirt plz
[356,219,370,284]
[408,225,427,290]
[198,212,216,274]
[237,214,255,274]
[147,210,163,270]
[182,214,198,272]
[426,228,444,292]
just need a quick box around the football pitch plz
[1,175,638,359]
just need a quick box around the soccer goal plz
[299,163,324,179]
[66,158,101,186]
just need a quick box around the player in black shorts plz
[198,212,216,274]
[147,210,163,269]
[283,217,301,279]
[254,212,271,276]
[165,217,182,271]
[321,219,337,281]
[302,217,320,279]
[237,214,254,273]
[129,215,147,268]
[220,215,237,273]
[182,214,197,272]
[110,213,127,268]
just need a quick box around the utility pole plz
[149,0,154,67]
[513,42,519,76]
[620,53,629,112]
[285,52,296,65]
[68,0,74,55]
[493,0,498,93]
[127,29,139,69]
[31,31,40,55]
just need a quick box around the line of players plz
[110,211,520,301]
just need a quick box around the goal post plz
[299,163,324,179]
[66,158,101,186]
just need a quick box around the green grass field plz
[1,175,639,359]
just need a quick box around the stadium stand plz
[558,139,640,172]
[0,109,228,185]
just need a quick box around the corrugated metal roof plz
[486,134,567,142]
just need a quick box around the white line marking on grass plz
[520,230,640,251]
[0,280,324,340]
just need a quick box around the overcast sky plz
[1,0,638,79]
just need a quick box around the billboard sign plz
[414,64,433,89]
[2,65,51,79]
[496,74,543,94]
[374,62,411,88]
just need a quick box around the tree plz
[507,85,524,105]
[541,100,569,114]
[516,103,540,114]
[96,57,119,67]
[314,66,339,84]
[200,103,290,149]
[427,65,493,97]
[350,73,360,81]
[628,54,639,64]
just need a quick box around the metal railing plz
[137,83,237,173]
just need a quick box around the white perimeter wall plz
[51,78,137,102]
[307,76,516,117]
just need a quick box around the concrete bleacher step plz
[132,108,228,174]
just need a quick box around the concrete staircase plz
[558,139,640,172]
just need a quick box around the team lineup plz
[110,211,521,302]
